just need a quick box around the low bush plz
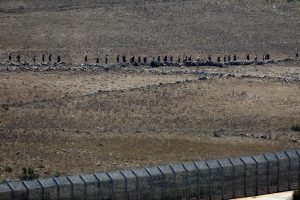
[293,187,300,200]
[20,167,39,180]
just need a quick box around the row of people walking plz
[5,52,299,64]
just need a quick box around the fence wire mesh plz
[1,149,300,200]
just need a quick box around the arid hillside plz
[0,0,300,62]
[0,65,299,180]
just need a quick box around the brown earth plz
[0,0,300,63]
[0,66,299,181]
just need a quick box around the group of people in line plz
[6,52,299,64]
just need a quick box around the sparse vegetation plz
[293,187,300,200]
[20,167,39,180]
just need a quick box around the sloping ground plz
[0,0,300,63]
[0,70,299,181]
[2,78,299,133]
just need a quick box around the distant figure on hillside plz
[16,54,20,63]
[122,55,126,63]
[138,56,141,63]
[42,54,45,63]
[254,55,258,61]
[8,53,12,62]
[183,56,187,63]
[227,55,231,62]
[246,54,250,61]
[130,56,135,63]
[177,57,181,63]
[116,55,120,63]
[157,56,161,62]
[266,54,270,60]
[96,56,99,64]
[170,55,173,62]
[48,54,52,62]
[105,55,108,64]
[296,52,299,59]
[143,56,147,64]
[223,55,227,63]
[217,56,221,63]
[84,55,87,62]
[188,56,192,62]
[163,55,168,63]
[233,54,237,61]
[57,55,61,63]
[32,54,36,63]
[208,55,212,62]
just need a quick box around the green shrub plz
[20,167,39,180]
[293,187,300,200]
[292,124,300,132]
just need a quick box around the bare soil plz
[0,65,299,181]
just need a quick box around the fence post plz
[6,181,14,199]
[263,154,270,193]
[21,180,29,199]
[79,175,87,200]
[217,160,224,200]
[145,168,153,199]
[228,158,235,199]
[240,158,247,197]
[106,172,115,200]
[52,177,60,200]
[169,165,177,200]
[204,161,212,200]
[274,153,280,192]
[193,162,201,200]
[37,179,45,200]
[120,171,129,200]
[93,174,101,200]
[182,163,190,200]
[284,151,291,190]
[131,169,140,200]
[157,166,166,200]
[65,176,74,200]
[251,156,259,196]
[295,150,300,186]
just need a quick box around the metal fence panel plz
[23,179,43,199]
[252,154,268,195]
[230,157,245,198]
[170,163,188,200]
[0,183,12,200]
[121,170,137,200]
[132,168,151,200]
[206,160,222,200]
[264,153,279,193]
[182,162,198,199]
[275,151,289,192]
[194,161,210,200]
[81,174,100,198]
[286,149,300,190]
[157,165,174,199]
[94,172,113,200]
[219,158,234,199]
[39,178,58,199]
[67,175,85,199]
[241,156,256,197]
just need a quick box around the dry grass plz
[0,0,300,62]
[0,69,299,181]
